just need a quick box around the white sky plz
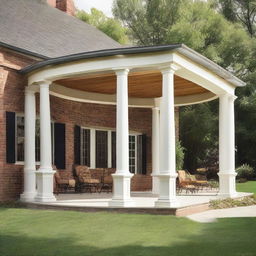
[74,0,114,17]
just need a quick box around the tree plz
[113,0,253,171]
[76,8,128,44]
[216,0,256,37]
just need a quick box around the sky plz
[74,0,114,17]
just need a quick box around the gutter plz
[0,41,49,60]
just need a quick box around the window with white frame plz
[16,115,54,163]
[80,127,141,173]
[129,135,137,173]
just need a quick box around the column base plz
[151,174,159,195]
[20,192,37,202]
[218,172,237,198]
[35,169,56,202]
[154,173,179,208]
[109,172,135,208]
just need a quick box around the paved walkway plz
[187,205,256,223]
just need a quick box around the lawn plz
[237,181,256,195]
[0,207,256,256]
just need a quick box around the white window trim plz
[80,126,141,173]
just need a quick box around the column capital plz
[159,63,180,75]
[36,80,52,88]
[25,87,36,95]
[113,68,129,76]
[219,93,237,102]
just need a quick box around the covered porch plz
[20,44,245,208]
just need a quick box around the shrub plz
[236,164,255,180]
[176,141,185,170]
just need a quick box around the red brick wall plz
[47,0,76,16]
[0,48,38,201]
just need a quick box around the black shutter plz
[74,125,81,165]
[6,112,16,163]
[111,131,116,168]
[54,123,66,169]
[137,134,147,175]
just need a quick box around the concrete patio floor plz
[25,191,252,216]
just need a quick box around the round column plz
[155,65,179,208]
[109,69,135,207]
[218,94,237,198]
[35,81,56,202]
[20,88,37,202]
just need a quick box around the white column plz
[155,65,179,208]
[218,94,237,198]
[109,69,134,207]
[151,106,160,194]
[35,81,56,202]
[20,88,37,202]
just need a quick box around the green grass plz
[237,181,256,195]
[0,207,256,256]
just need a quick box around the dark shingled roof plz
[0,0,121,58]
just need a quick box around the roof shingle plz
[0,0,121,58]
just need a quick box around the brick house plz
[0,0,245,207]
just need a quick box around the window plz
[129,135,137,173]
[16,116,25,162]
[16,115,54,163]
[81,128,90,166]
[96,130,108,168]
[79,127,140,173]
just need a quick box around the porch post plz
[35,81,56,202]
[20,88,37,202]
[218,94,237,198]
[109,69,135,207]
[155,65,179,208]
[152,105,160,194]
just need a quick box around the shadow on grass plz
[0,218,256,256]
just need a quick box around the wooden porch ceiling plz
[56,71,209,98]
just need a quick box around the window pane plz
[16,116,24,161]
[96,130,108,168]
[81,128,90,166]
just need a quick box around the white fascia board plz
[28,52,175,85]
[172,53,235,95]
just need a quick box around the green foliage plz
[176,141,185,170]
[236,164,255,180]
[179,102,218,171]
[76,8,128,44]
[216,0,256,37]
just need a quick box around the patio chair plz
[177,170,198,194]
[99,168,115,193]
[74,165,100,193]
[53,166,76,194]
[187,171,211,190]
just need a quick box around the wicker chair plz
[99,168,115,193]
[74,165,101,193]
[177,170,198,194]
[53,166,76,194]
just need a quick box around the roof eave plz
[20,44,246,88]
